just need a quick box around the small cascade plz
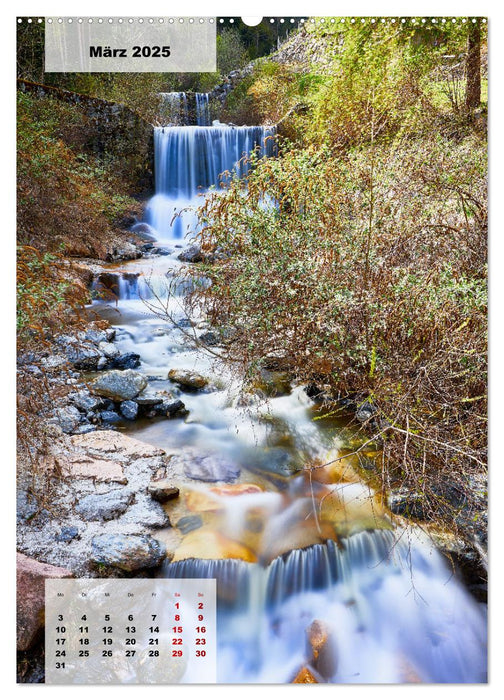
[145,124,276,240]
[93,270,195,302]
[159,91,189,125]
[162,530,487,683]
[196,92,211,125]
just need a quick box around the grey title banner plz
[45,17,217,73]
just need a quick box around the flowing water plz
[91,114,487,683]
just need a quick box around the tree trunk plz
[465,22,481,111]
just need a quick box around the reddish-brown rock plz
[17,553,73,651]
[292,666,321,683]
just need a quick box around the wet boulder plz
[168,368,209,390]
[90,534,167,572]
[198,330,220,346]
[91,369,148,401]
[148,480,180,503]
[119,400,139,420]
[155,399,188,418]
[110,352,141,370]
[253,369,292,398]
[177,245,203,263]
[99,410,121,424]
[387,488,426,520]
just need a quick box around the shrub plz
[191,128,487,532]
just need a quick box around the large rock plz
[91,369,147,401]
[75,489,134,521]
[91,534,167,572]
[168,368,209,390]
[17,553,73,651]
[254,369,292,398]
[71,430,165,459]
[66,456,127,484]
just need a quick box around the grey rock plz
[100,410,121,423]
[178,245,203,263]
[135,393,164,406]
[52,405,82,434]
[91,369,148,401]
[199,331,220,346]
[110,352,141,370]
[356,401,377,423]
[120,496,170,528]
[97,356,109,370]
[65,343,103,371]
[55,526,79,543]
[17,490,38,523]
[98,341,120,358]
[73,423,97,435]
[387,488,426,520]
[75,489,135,521]
[120,400,138,420]
[70,391,103,413]
[84,329,108,344]
[40,354,68,371]
[91,534,167,572]
[23,364,43,376]
[156,399,188,418]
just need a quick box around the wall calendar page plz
[15,10,488,686]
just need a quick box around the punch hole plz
[241,17,263,26]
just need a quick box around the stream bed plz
[88,116,487,683]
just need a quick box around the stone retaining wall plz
[18,79,154,192]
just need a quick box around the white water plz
[91,107,487,684]
[196,92,211,126]
[145,124,276,240]
[164,530,486,683]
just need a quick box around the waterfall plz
[162,529,487,683]
[159,92,189,125]
[196,92,211,126]
[93,270,196,301]
[145,124,276,240]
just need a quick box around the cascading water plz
[145,123,276,240]
[196,92,211,126]
[91,92,487,685]
[159,92,189,125]
[163,529,487,683]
